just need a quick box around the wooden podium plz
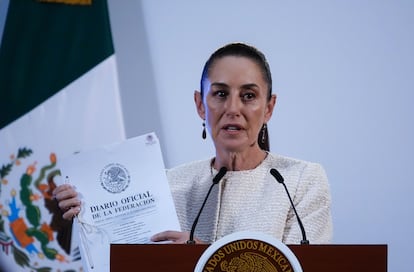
[110,243,387,271]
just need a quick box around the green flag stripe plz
[0,0,114,129]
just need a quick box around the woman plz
[54,43,332,245]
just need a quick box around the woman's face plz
[196,56,275,153]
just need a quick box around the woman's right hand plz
[53,184,81,220]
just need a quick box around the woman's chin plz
[219,142,249,153]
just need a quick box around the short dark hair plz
[200,42,272,101]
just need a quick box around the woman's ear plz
[264,94,277,123]
[194,91,205,119]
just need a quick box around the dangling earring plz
[261,123,267,144]
[202,121,207,139]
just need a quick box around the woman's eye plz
[242,92,256,101]
[213,90,227,97]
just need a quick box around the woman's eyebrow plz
[240,83,259,90]
[210,82,229,88]
[210,82,259,89]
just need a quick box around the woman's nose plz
[224,94,241,116]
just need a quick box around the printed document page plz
[58,132,180,272]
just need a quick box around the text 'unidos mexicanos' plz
[88,191,155,220]
[203,240,293,272]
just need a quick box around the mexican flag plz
[0,0,125,271]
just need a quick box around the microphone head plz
[270,168,284,183]
[213,167,227,184]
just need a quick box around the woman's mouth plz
[223,124,242,131]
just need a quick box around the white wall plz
[109,1,414,271]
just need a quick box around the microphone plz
[187,166,227,244]
[270,168,309,245]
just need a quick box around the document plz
[58,132,181,272]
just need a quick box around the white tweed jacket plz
[166,153,333,245]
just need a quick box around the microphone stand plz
[187,167,227,244]
[270,168,309,245]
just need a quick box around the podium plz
[110,244,387,271]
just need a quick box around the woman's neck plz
[213,146,267,171]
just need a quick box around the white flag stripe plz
[1,55,125,156]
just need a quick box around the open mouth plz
[223,125,242,131]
